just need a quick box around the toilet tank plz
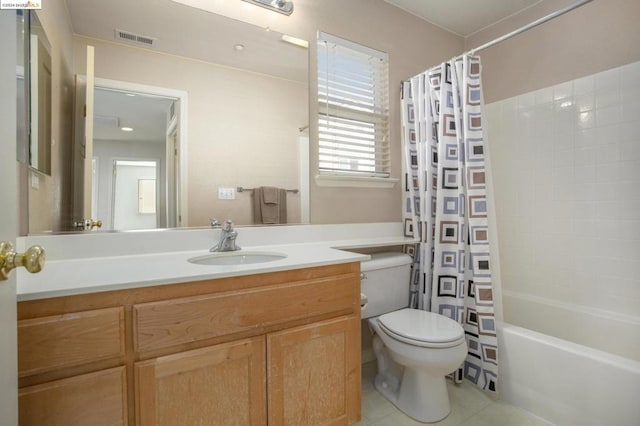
[360,252,412,319]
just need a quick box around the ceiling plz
[64,0,308,83]
[384,0,543,37]
[93,89,174,143]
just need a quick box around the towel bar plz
[237,187,299,194]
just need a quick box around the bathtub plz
[498,322,640,425]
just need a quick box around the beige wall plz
[28,3,75,232]
[467,0,640,103]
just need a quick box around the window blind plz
[317,32,390,178]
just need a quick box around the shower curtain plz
[401,55,498,394]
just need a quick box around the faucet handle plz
[222,219,234,231]
[209,218,221,228]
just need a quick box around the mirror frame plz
[28,10,53,176]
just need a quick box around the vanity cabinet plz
[17,262,361,425]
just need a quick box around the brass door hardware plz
[0,242,45,280]
[74,219,102,231]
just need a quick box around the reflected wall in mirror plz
[28,0,309,233]
[29,10,52,175]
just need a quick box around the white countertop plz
[17,223,417,301]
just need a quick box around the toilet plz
[361,252,467,423]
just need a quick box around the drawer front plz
[134,274,359,352]
[19,366,128,426]
[18,307,125,376]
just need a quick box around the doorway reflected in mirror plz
[90,85,179,231]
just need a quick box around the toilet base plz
[374,366,451,423]
[367,314,465,423]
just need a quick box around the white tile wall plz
[486,61,640,359]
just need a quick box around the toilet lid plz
[377,308,465,348]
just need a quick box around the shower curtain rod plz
[451,0,593,60]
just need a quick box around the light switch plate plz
[218,187,235,200]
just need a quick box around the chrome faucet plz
[210,220,240,252]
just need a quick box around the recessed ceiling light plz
[234,44,245,52]
[121,127,134,132]
[125,93,136,97]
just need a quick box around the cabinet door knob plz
[0,242,45,280]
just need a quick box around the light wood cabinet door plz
[135,336,266,426]
[18,366,128,426]
[267,315,361,426]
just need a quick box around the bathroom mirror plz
[28,0,309,233]
[28,10,52,175]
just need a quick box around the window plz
[317,32,390,179]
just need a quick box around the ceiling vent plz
[114,29,156,47]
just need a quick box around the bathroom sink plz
[188,251,287,266]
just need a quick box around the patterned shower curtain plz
[400,55,498,394]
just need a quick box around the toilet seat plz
[377,308,465,348]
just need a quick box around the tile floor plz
[357,361,552,426]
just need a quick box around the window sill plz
[314,174,398,189]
